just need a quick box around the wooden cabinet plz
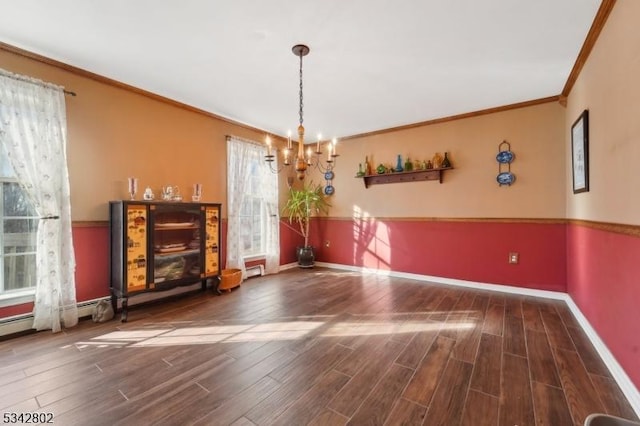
[109,200,221,321]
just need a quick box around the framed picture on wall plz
[571,109,589,194]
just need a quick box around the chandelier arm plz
[265,157,286,174]
[311,156,329,173]
[307,152,338,174]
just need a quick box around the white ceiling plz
[0,0,602,141]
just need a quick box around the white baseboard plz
[314,262,567,300]
[315,261,640,417]
[563,296,640,417]
[279,262,299,271]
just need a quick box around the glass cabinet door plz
[150,204,202,286]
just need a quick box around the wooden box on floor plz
[218,268,242,291]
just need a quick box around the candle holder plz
[127,177,138,200]
[192,183,203,202]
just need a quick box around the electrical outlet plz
[509,252,519,264]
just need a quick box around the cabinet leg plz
[110,291,117,315]
[212,275,222,295]
[121,297,129,322]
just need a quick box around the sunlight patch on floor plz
[74,314,478,348]
[96,329,172,341]
[322,320,474,337]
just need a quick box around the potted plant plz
[282,181,331,268]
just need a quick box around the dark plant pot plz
[296,246,315,268]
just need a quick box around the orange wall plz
[320,101,566,219]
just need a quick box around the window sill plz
[0,290,35,308]
[243,254,266,262]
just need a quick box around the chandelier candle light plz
[265,44,339,185]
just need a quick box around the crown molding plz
[340,96,561,141]
[561,0,617,97]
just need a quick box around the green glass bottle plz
[404,157,413,171]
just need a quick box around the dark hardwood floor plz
[1,268,638,425]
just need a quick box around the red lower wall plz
[310,218,567,292]
[73,226,110,302]
[567,223,640,391]
[0,302,33,318]
[280,221,304,265]
[0,218,566,318]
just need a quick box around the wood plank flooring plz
[1,268,638,425]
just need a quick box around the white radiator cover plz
[246,264,265,278]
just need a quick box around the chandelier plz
[265,44,338,189]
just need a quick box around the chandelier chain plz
[299,52,304,126]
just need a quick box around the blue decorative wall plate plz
[324,171,334,180]
[497,172,516,185]
[324,185,335,195]
[496,150,515,164]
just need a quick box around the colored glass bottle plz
[404,157,413,171]
[442,152,452,168]
[395,154,404,172]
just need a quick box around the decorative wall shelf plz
[356,167,453,188]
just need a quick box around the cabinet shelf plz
[356,167,453,188]
[154,248,200,258]
[154,225,198,231]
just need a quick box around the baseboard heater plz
[246,264,265,279]
[0,298,106,338]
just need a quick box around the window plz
[239,153,268,257]
[0,146,38,295]
[227,136,279,274]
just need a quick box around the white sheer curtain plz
[226,136,279,278]
[262,155,280,275]
[0,69,77,332]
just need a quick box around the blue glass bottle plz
[395,154,404,172]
